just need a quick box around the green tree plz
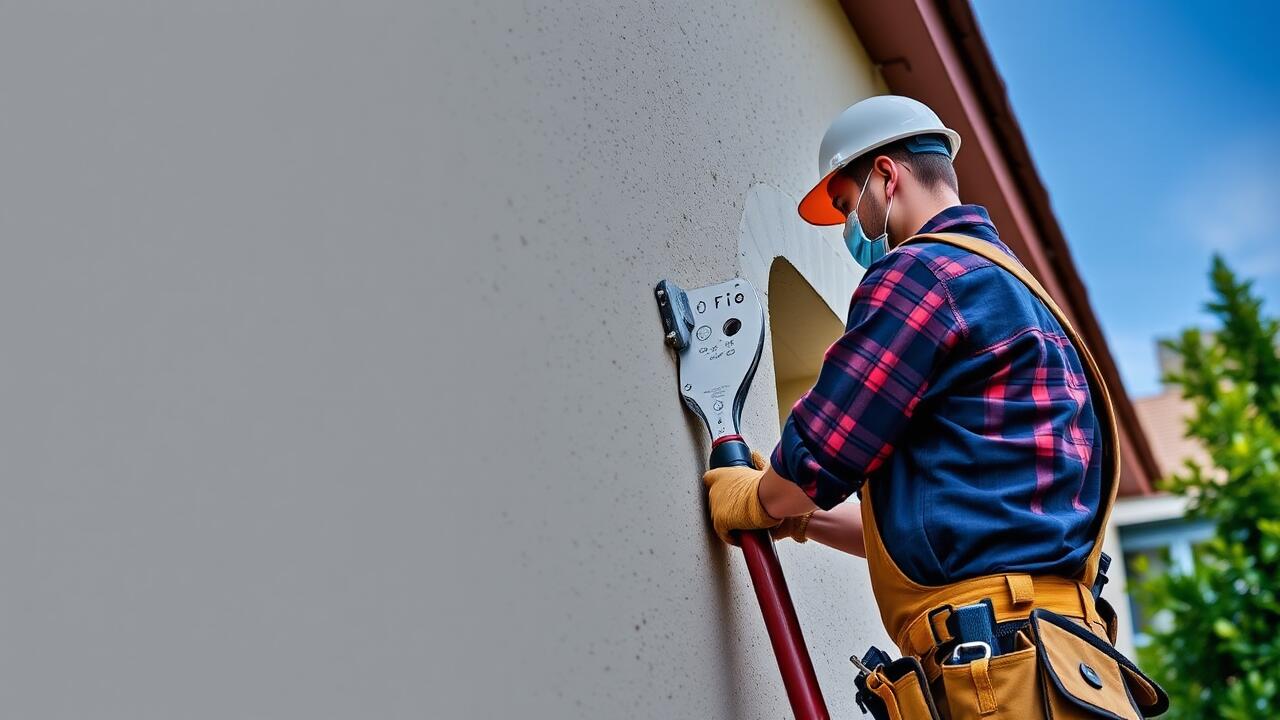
[1132,254,1280,719]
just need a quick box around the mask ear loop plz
[853,166,874,221]
[881,180,894,244]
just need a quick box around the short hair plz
[837,135,958,194]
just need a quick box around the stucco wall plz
[0,1,889,718]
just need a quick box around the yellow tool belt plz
[897,572,1109,682]
[856,604,1167,719]
[848,234,1169,719]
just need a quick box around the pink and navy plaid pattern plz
[771,204,1102,585]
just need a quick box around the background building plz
[1111,337,1221,649]
[0,1,1163,717]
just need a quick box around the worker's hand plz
[701,449,783,546]
[748,449,817,542]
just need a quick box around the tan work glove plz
[702,449,779,546]
[771,508,816,544]
[702,449,814,546]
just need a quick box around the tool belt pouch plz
[1026,608,1169,719]
[938,609,1168,720]
[856,654,942,720]
[938,630,1040,720]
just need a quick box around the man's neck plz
[890,193,962,248]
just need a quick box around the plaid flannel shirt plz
[771,204,1103,585]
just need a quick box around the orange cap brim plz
[797,169,846,226]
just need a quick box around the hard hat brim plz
[798,125,962,227]
[798,169,845,226]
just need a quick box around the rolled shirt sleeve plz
[770,251,966,510]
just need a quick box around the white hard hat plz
[798,95,962,226]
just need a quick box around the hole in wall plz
[767,257,845,429]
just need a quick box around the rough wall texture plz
[0,1,888,718]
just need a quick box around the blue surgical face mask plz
[842,167,894,269]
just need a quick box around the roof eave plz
[837,0,1162,496]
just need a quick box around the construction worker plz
[701,95,1167,718]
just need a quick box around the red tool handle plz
[710,437,830,720]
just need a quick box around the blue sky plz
[970,1,1280,398]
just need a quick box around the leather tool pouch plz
[938,626,1041,719]
[855,650,942,720]
[937,609,1169,720]
[1027,608,1169,719]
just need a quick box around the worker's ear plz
[873,155,900,199]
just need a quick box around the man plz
[705,94,1102,576]
[702,96,1164,717]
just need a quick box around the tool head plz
[655,277,765,442]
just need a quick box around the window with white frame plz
[1119,517,1215,645]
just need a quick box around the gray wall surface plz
[0,2,890,717]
